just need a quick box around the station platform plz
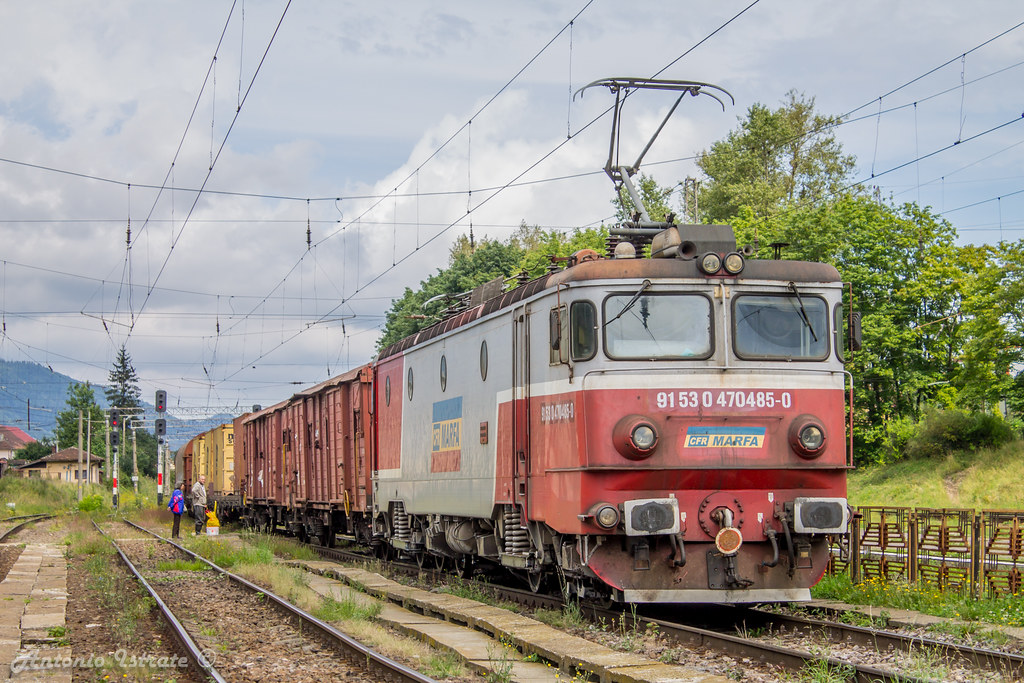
[0,544,69,681]
[288,560,729,683]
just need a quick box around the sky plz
[0,1,1022,425]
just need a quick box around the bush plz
[905,408,1015,459]
[78,494,104,512]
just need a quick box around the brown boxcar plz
[238,365,374,545]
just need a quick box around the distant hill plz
[0,359,218,449]
[0,359,99,440]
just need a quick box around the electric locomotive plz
[373,220,853,602]
[372,78,853,602]
[222,77,854,603]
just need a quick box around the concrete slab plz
[464,606,555,637]
[605,663,729,683]
[19,615,61,631]
[0,583,33,597]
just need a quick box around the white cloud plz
[0,1,1021,413]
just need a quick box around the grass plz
[438,576,518,610]
[424,651,464,679]
[0,476,90,515]
[785,659,855,683]
[156,558,210,571]
[180,535,275,567]
[312,595,382,622]
[82,537,157,646]
[849,441,1024,509]
[926,620,1011,648]
[812,571,1024,627]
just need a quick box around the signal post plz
[109,409,120,510]
[155,390,167,506]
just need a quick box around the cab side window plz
[570,301,597,360]
[549,305,569,365]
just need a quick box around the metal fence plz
[829,506,1024,598]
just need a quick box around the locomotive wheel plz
[455,554,474,579]
[527,571,546,594]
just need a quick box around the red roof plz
[17,448,102,469]
[0,426,35,450]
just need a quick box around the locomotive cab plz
[514,225,852,602]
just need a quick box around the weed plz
[424,650,464,679]
[47,626,70,646]
[926,621,1011,647]
[734,621,768,640]
[485,636,516,683]
[312,595,382,622]
[792,659,855,683]
[903,645,949,681]
[156,559,209,572]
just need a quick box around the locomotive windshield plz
[733,294,829,360]
[603,293,712,359]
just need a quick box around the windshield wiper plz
[604,279,652,328]
[787,282,819,342]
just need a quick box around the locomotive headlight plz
[799,425,824,450]
[789,416,827,458]
[613,415,659,460]
[595,504,620,529]
[723,252,745,275]
[631,424,657,451]
[698,252,722,275]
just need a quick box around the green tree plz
[696,91,856,223]
[105,345,141,410]
[612,173,675,223]
[733,195,971,461]
[957,240,1024,413]
[14,439,54,461]
[377,238,525,351]
[377,225,608,351]
[53,382,107,458]
[102,345,158,478]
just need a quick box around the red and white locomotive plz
[228,79,854,603]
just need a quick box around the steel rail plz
[123,520,439,683]
[0,514,54,543]
[743,606,1024,679]
[92,521,227,683]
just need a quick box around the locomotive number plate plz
[655,390,792,410]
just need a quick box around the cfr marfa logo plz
[684,425,765,448]
[432,397,462,454]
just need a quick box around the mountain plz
[0,360,96,440]
[0,359,212,449]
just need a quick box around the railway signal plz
[109,408,120,509]
[155,390,167,505]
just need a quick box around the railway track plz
[102,521,439,683]
[0,514,55,542]
[307,542,1022,682]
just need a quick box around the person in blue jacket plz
[168,483,185,538]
